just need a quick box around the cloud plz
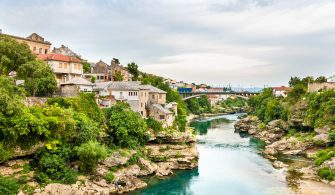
[0,0,334,86]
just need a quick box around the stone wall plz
[308,82,335,92]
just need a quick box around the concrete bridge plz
[180,91,260,100]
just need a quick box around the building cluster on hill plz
[2,31,176,127]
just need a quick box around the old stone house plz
[38,53,83,84]
[94,81,176,126]
[4,32,51,54]
[60,77,94,97]
[111,58,131,81]
[308,82,335,93]
[52,45,80,58]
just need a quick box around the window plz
[39,48,42,54]
[84,88,87,92]
[159,115,165,120]
[64,63,68,68]
[45,49,48,54]
[152,95,155,99]
[74,64,77,69]
[58,63,63,68]
[141,103,143,107]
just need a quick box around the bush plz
[315,148,335,166]
[146,117,163,132]
[329,129,335,142]
[76,141,108,173]
[35,145,77,184]
[0,176,20,195]
[104,171,115,183]
[106,102,148,148]
[317,167,335,181]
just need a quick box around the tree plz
[82,62,91,73]
[315,76,327,83]
[0,34,35,75]
[113,71,124,81]
[106,102,148,148]
[91,76,96,83]
[127,62,139,81]
[17,60,57,97]
[288,76,301,87]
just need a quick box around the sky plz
[1,0,335,87]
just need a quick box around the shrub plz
[317,167,335,181]
[0,176,20,195]
[315,148,335,166]
[329,129,335,142]
[146,117,163,132]
[35,145,77,184]
[104,171,115,183]
[106,102,148,148]
[76,141,108,173]
[258,123,266,130]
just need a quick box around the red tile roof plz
[38,53,82,63]
[272,86,292,91]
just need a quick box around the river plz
[130,114,291,195]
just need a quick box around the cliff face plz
[32,130,198,195]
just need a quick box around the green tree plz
[0,34,36,76]
[315,76,327,83]
[113,71,124,81]
[127,62,139,81]
[76,141,108,173]
[82,62,91,73]
[106,102,148,148]
[17,60,57,97]
[288,76,301,87]
[91,76,96,83]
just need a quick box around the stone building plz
[38,53,83,84]
[5,32,51,54]
[60,77,94,97]
[89,60,113,82]
[94,81,176,126]
[111,58,131,81]
[52,45,80,57]
[308,82,335,93]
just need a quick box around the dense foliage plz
[186,95,212,115]
[76,141,108,173]
[105,102,148,148]
[127,62,139,81]
[0,176,20,195]
[0,34,36,76]
[146,117,163,132]
[17,60,57,97]
[220,97,247,109]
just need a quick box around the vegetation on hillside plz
[185,95,212,115]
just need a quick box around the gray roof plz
[150,104,173,114]
[94,81,113,90]
[106,81,142,91]
[61,77,94,86]
[143,85,167,94]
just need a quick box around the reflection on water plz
[131,114,291,195]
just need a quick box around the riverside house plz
[94,81,176,127]
[38,53,83,84]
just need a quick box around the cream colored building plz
[38,53,83,83]
[7,33,51,54]
[308,82,335,93]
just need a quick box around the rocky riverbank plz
[234,116,335,194]
[1,129,198,195]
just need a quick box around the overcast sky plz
[1,0,335,87]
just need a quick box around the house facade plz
[38,53,83,83]
[111,58,131,81]
[94,81,176,126]
[308,82,335,93]
[60,77,94,97]
[6,32,51,54]
[272,86,292,97]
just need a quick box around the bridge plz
[179,91,260,100]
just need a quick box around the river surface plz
[130,114,291,195]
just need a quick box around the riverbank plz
[235,116,335,194]
[1,129,198,195]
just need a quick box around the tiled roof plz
[272,86,292,91]
[143,85,167,94]
[106,81,142,91]
[150,104,173,114]
[60,77,93,86]
[38,53,82,63]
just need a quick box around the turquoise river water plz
[130,114,291,195]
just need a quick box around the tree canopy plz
[0,35,36,76]
[127,62,139,81]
